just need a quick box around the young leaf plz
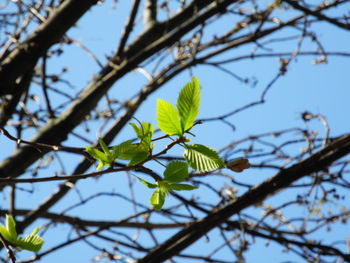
[128,151,148,166]
[86,146,108,170]
[176,76,200,132]
[156,99,182,136]
[111,140,134,159]
[169,183,197,191]
[130,122,154,146]
[5,214,17,243]
[0,225,11,243]
[16,234,44,252]
[150,189,165,210]
[184,144,225,171]
[135,176,157,189]
[29,226,41,236]
[86,146,109,163]
[163,161,188,183]
[98,138,110,156]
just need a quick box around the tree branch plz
[0,0,99,96]
[137,133,350,262]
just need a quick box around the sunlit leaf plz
[135,176,157,189]
[184,144,225,171]
[5,214,17,243]
[127,150,149,166]
[130,122,154,146]
[150,189,165,210]
[156,99,182,136]
[16,234,44,253]
[163,161,188,183]
[169,183,197,191]
[29,226,41,236]
[176,76,200,132]
[86,146,109,163]
[98,138,110,156]
[111,140,133,159]
[0,225,11,243]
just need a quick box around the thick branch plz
[0,0,238,181]
[0,0,99,96]
[137,134,350,263]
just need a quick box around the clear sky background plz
[1,0,350,262]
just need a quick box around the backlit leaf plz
[0,225,11,243]
[98,138,110,156]
[150,189,165,210]
[184,144,225,171]
[163,161,188,183]
[135,176,157,189]
[177,76,200,132]
[16,234,44,252]
[156,99,182,136]
[5,214,17,243]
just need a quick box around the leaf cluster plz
[0,215,44,253]
[86,122,154,169]
[137,161,197,210]
[86,77,249,210]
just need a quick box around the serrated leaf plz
[135,176,157,189]
[150,189,165,210]
[16,234,44,252]
[156,99,182,136]
[5,214,17,243]
[169,183,198,191]
[177,76,200,132]
[163,161,188,183]
[184,144,225,171]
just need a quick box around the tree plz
[1,0,350,262]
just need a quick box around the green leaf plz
[16,234,44,253]
[150,189,165,210]
[0,225,11,243]
[135,176,157,189]
[98,138,110,156]
[127,150,149,166]
[29,226,41,236]
[177,76,200,132]
[117,142,146,160]
[86,146,109,170]
[86,146,109,163]
[5,214,17,243]
[169,183,198,191]
[111,140,133,159]
[163,161,188,183]
[116,142,149,166]
[184,144,225,171]
[156,99,182,136]
[130,122,154,146]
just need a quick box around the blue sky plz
[1,1,350,262]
